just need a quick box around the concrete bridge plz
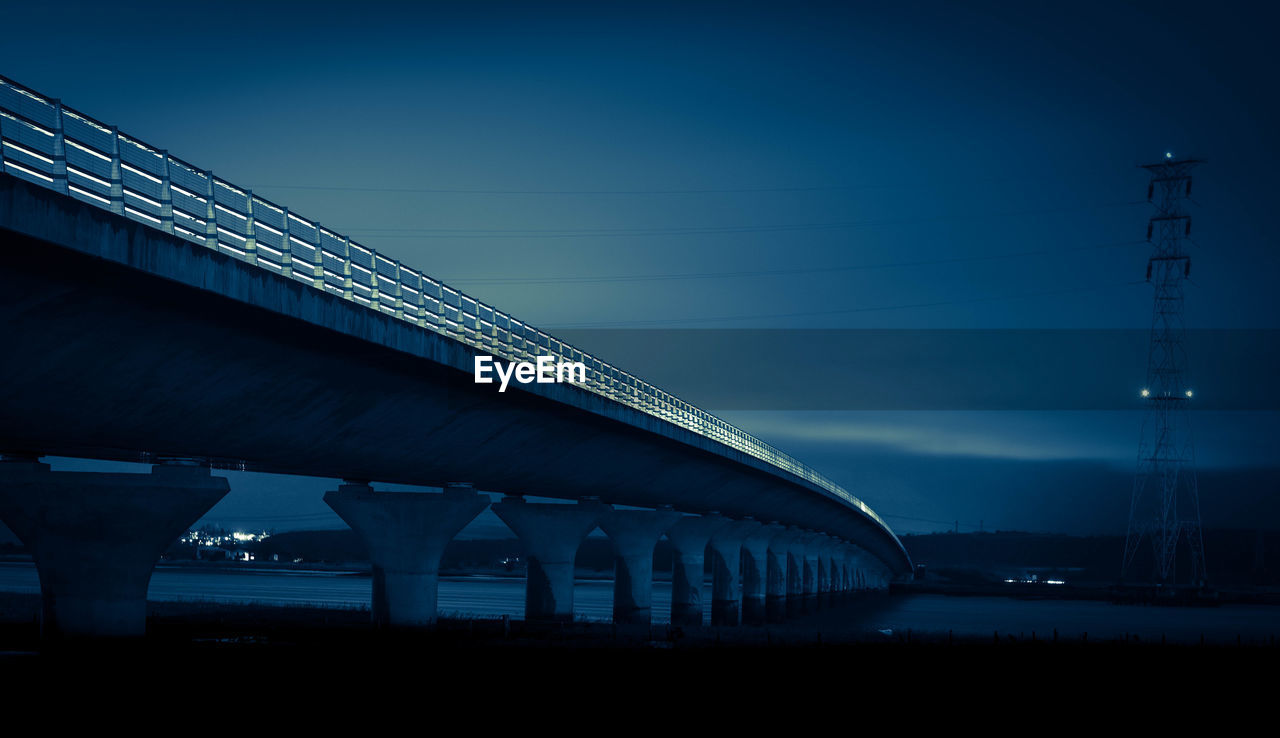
[0,75,909,638]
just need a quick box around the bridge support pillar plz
[324,481,488,627]
[817,536,838,607]
[801,533,823,614]
[0,456,228,639]
[767,529,801,623]
[597,506,681,627]
[845,547,863,596]
[785,529,807,618]
[741,523,784,626]
[831,542,849,602]
[708,518,761,626]
[844,548,861,591]
[492,497,602,623]
[814,537,834,606]
[665,514,730,627]
[831,544,848,601]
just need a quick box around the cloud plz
[722,410,1136,463]
[721,410,1280,469]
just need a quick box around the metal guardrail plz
[0,74,892,535]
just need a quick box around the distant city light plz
[1141,388,1151,398]
[179,527,271,547]
[1185,390,1194,398]
[1165,151,1173,159]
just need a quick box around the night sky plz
[2,1,1277,537]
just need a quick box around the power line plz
[881,513,982,530]
[445,239,1147,286]
[337,201,1147,240]
[544,282,1132,328]
[244,168,1133,197]
[248,182,907,196]
[885,515,1071,536]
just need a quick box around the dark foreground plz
[2,598,1270,715]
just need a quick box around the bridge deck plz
[0,74,909,573]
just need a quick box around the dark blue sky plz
[3,1,1277,536]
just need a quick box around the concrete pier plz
[816,536,833,607]
[785,528,807,618]
[801,532,822,613]
[324,481,488,627]
[0,457,228,638]
[826,540,846,602]
[492,497,602,623]
[818,536,841,606]
[846,546,866,591]
[740,523,784,626]
[834,543,851,599]
[596,506,681,626]
[766,529,800,623]
[841,545,858,595]
[665,514,731,626]
[823,540,838,601]
[707,518,761,626]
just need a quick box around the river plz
[1,561,1276,644]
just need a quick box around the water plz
[865,593,1280,645]
[0,561,694,624]
[1,562,1276,643]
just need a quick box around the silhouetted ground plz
[903,529,1280,588]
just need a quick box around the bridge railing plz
[0,75,889,532]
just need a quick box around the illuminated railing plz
[0,75,889,533]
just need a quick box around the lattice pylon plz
[1122,155,1207,588]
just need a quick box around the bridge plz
[0,75,909,638]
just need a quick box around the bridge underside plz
[0,175,908,573]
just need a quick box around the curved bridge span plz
[0,76,908,637]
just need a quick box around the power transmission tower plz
[1122,154,1207,589]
